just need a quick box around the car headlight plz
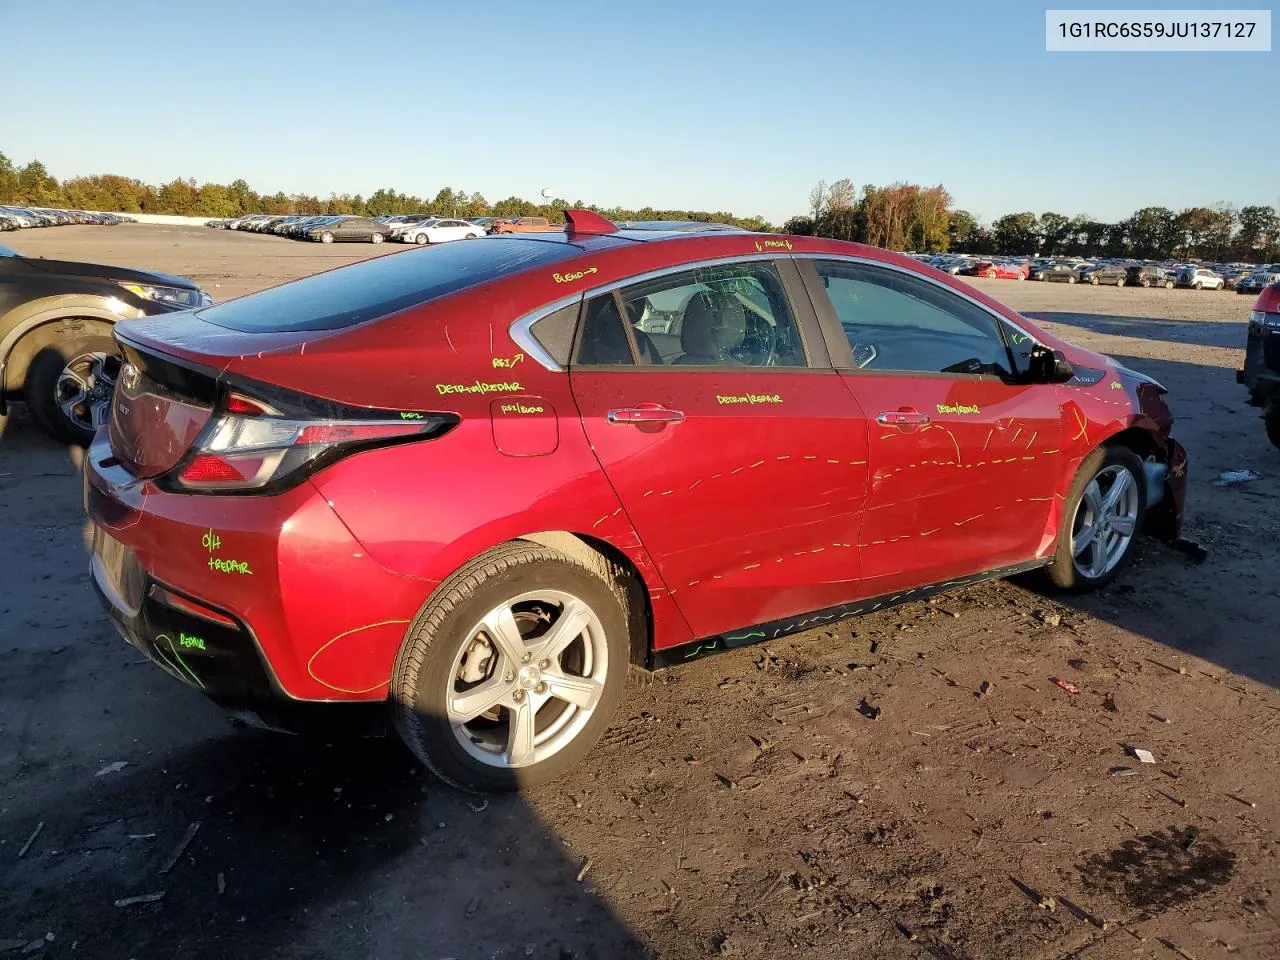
[118,282,204,308]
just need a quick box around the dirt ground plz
[2,225,1277,960]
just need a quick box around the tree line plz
[786,178,1279,263]
[4,151,1277,262]
[0,152,773,233]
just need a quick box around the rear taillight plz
[168,392,455,493]
[1253,284,1280,318]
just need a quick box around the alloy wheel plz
[1070,465,1140,579]
[447,590,608,769]
[55,351,120,433]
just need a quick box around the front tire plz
[320,232,334,244]
[1165,279,1174,289]
[370,232,384,244]
[1193,281,1202,290]
[391,542,630,792]
[1045,446,1146,592]
[414,233,428,245]
[24,334,121,445]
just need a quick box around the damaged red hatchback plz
[86,211,1188,791]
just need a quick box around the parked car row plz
[916,252,1279,293]
[1,206,134,232]
[207,212,569,245]
[206,213,399,243]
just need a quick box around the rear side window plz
[575,261,807,367]
[197,238,579,333]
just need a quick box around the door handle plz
[607,404,685,424]
[876,408,931,426]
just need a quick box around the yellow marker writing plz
[936,403,980,415]
[716,394,783,406]
[552,266,599,284]
[436,381,523,396]
[753,238,793,252]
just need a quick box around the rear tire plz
[1266,405,1280,451]
[1193,281,1202,290]
[391,542,631,793]
[1165,279,1174,289]
[1141,278,1151,287]
[24,334,120,446]
[1115,275,1124,287]
[1044,445,1146,592]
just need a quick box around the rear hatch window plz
[195,238,578,334]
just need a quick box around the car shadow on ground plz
[1025,310,1247,350]
[0,724,651,960]
[0,406,650,960]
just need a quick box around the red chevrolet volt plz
[85,211,1188,791]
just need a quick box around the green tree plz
[157,177,199,215]
[17,159,61,206]
[194,183,235,218]
[1038,212,1072,255]
[1235,205,1280,261]
[783,215,814,236]
[0,152,18,203]
[947,210,979,251]
[992,212,1039,254]
[1127,206,1176,259]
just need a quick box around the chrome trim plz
[580,254,782,301]
[507,292,582,372]
[789,252,1041,347]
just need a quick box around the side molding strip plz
[649,558,1049,669]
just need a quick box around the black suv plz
[1125,265,1176,289]
[0,243,210,444]
[1240,282,1280,449]
[1083,263,1130,286]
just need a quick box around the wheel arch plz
[1094,424,1177,541]
[518,531,654,668]
[0,297,128,394]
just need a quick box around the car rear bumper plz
[83,429,429,715]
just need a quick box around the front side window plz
[575,261,807,367]
[814,260,1013,378]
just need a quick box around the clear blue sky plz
[0,0,1274,225]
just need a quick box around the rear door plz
[800,258,1064,596]
[569,257,870,639]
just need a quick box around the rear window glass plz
[197,238,579,333]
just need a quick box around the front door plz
[569,258,870,639]
[802,258,1063,595]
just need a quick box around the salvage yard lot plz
[1,225,1277,960]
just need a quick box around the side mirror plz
[1028,344,1074,384]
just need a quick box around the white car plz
[1177,267,1225,290]
[398,218,484,245]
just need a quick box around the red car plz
[86,211,1188,792]
[971,260,1028,280]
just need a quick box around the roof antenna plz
[564,208,618,235]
